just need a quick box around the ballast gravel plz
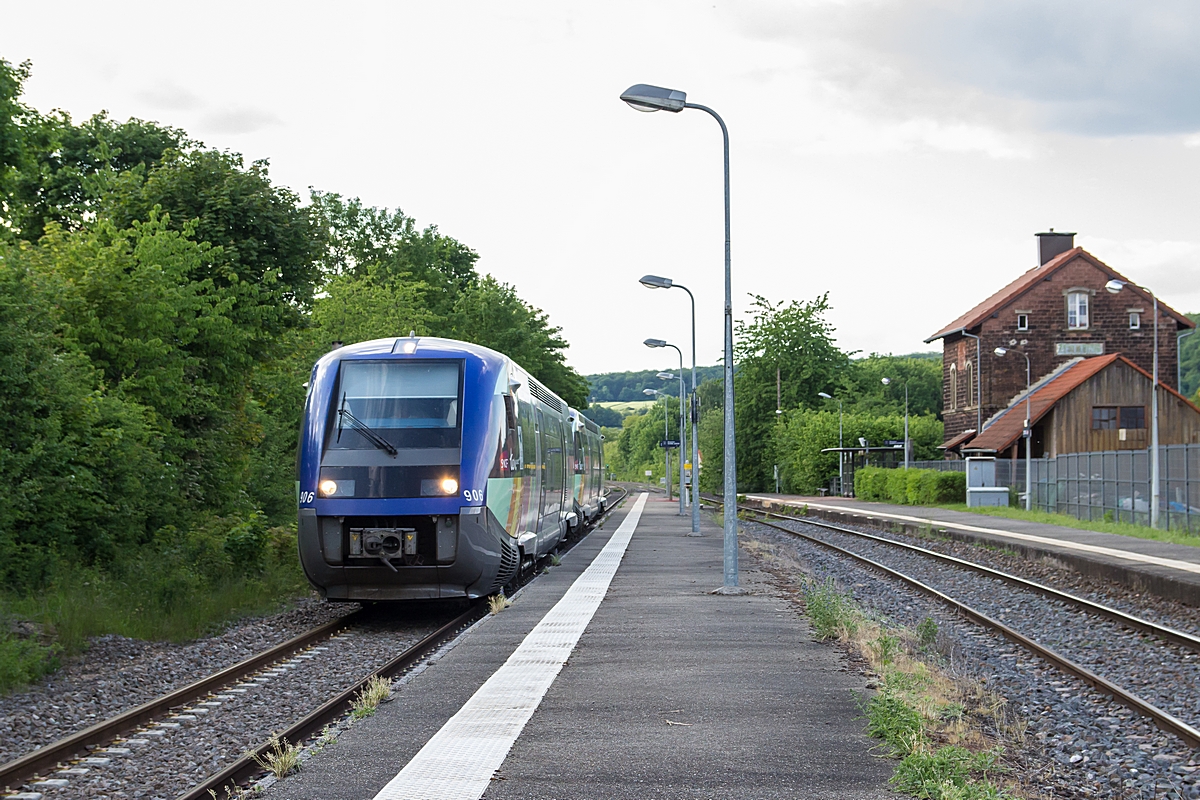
[1,598,452,800]
[1,597,348,766]
[742,514,1200,800]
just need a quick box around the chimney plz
[1035,229,1075,266]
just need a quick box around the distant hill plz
[586,365,725,402]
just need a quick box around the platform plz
[746,493,1200,607]
[267,492,891,800]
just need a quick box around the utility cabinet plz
[966,457,1009,507]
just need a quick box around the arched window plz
[964,360,974,409]
[949,364,958,411]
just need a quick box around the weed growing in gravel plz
[351,675,392,719]
[488,594,512,615]
[250,735,301,779]
[802,579,859,640]
[549,554,562,566]
[917,618,938,648]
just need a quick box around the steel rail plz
[179,486,630,800]
[176,604,485,800]
[748,505,1200,654]
[713,499,1200,750]
[0,608,366,788]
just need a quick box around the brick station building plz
[926,232,1196,456]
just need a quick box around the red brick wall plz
[940,253,1181,446]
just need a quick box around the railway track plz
[714,498,1200,751]
[1,489,628,800]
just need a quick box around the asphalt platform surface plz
[268,493,891,800]
[748,493,1200,606]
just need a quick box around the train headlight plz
[319,479,338,497]
[441,478,459,495]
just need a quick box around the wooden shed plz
[964,354,1200,459]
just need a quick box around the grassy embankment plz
[744,534,1021,799]
[935,504,1200,549]
[0,529,310,695]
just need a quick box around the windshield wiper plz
[337,405,398,457]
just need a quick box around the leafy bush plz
[855,467,965,505]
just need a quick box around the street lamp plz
[641,274,701,533]
[818,391,844,495]
[656,365,687,517]
[623,83,739,590]
[995,347,1032,512]
[647,339,688,517]
[881,377,910,469]
[1106,278,1161,528]
[643,387,671,500]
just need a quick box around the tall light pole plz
[818,392,844,494]
[640,276,701,532]
[643,387,671,500]
[995,347,1032,511]
[1107,279,1160,528]
[654,360,688,517]
[622,83,739,588]
[881,377,910,469]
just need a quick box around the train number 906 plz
[299,491,316,504]
[462,488,484,503]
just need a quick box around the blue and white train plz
[296,336,606,601]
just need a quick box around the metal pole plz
[903,382,909,470]
[668,344,686,516]
[1022,351,1031,512]
[664,393,671,501]
[1152,293,1160,529]
[838,400,844,495]
[680,285,700,533]
[684,101,738,587]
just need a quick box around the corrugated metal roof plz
[925,248,1195,343]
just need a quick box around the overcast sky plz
[5,0,1200,376]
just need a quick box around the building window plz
[1129,312,1140,330]
[1092,407,1117,430]
[1016,314,1029,331]
[964,360,974,409]
[1120,406,1146,429]
[949,364,958,411]
[1067,291,1089,329]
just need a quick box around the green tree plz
[449,275,588,407]
[732,293,849,491]
[1181,313,1200,400]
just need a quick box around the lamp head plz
[1105,279,1126,294]
[881,377,891,385]
[639,274,673,289]
[657,372,675,380]
[620,84,687,113]
[643,388,659,396]
[994,347,1008,357]
[644,338,668,348]
[817,392,832,399]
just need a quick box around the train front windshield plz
[330,360,462,449]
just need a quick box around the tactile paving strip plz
[373,492,649,800]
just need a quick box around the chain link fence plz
[886,446,1200,532]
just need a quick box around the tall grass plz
[0,529,310,695]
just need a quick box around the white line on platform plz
[754,496,1200,576]
[372,492,650,800]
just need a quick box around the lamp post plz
[622,83,739,589]
[881,377,910,469]
[643,387,671,500]
[995,347,1032,511]
[656,364,687,516]
[640,275,701,532]
[646,339,688,517]
[1106,279,1161,528]
[818,391,844,494]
